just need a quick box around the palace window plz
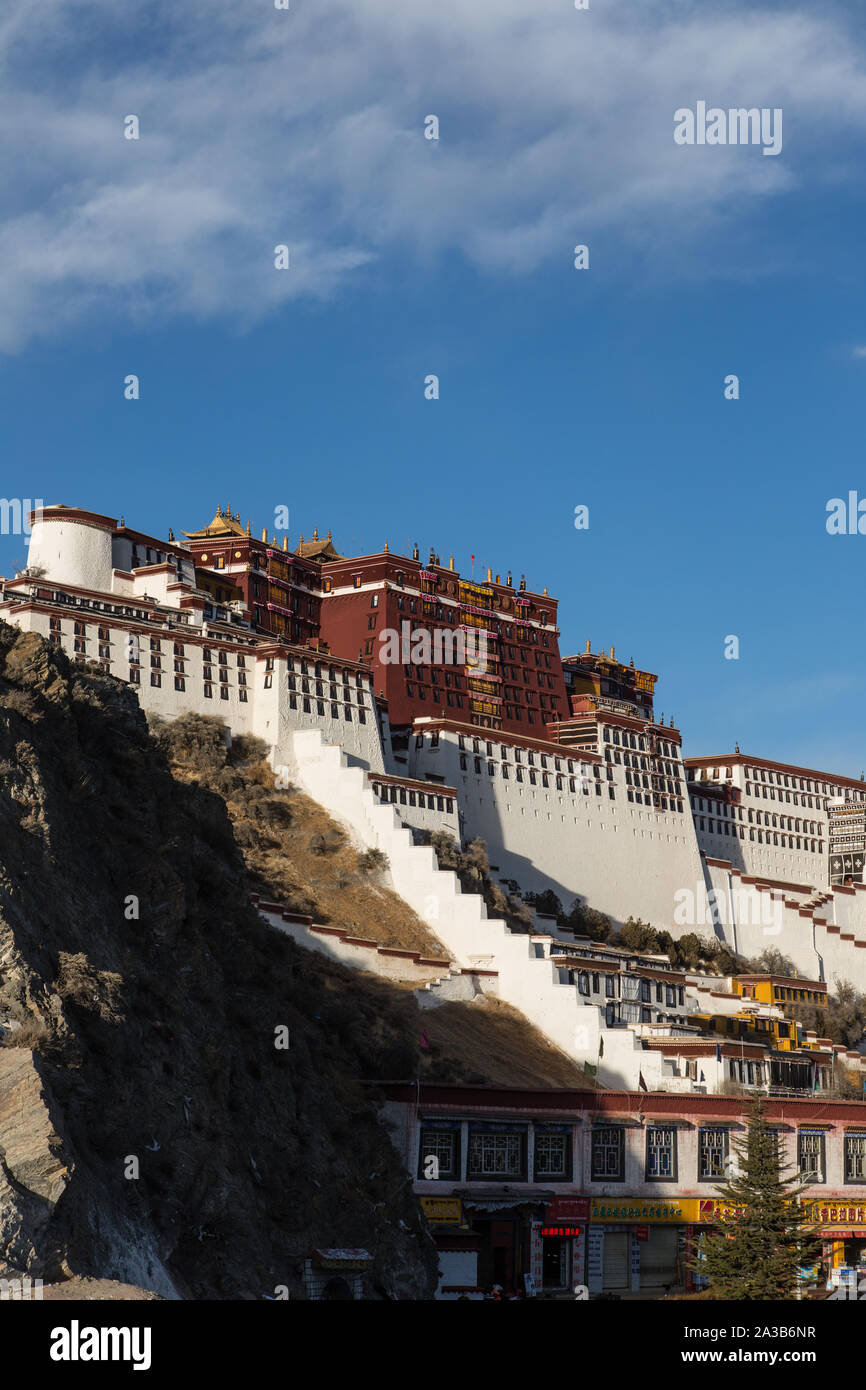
[418,1127,459,1180]
[698,1127,728,1181]
[591,1127,624,1181]
[798,1132,825,1184]
[845,1133,866,1183]
[534,1130,571,1180]
[467,1129,526,1179]
[646,1127,677,1180]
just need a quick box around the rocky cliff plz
[0,624,439,1299]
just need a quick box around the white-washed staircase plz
[286,729,679,1087]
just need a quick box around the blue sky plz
[2,0,866,772]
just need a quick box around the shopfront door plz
[542,1237,570,1290]
[640,1226,680,1288]
[602,1231,630,1289]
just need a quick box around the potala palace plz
[7,502,866,1098]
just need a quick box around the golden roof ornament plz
[182,506,247,540]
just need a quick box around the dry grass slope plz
[419,998,598,1089]
[154,715,595,1091]
[155,715,447,958]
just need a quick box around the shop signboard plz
[698,1196,866,1231]
[586,1227,604,1293]
[548,1197,590,1223]
[421,1197,463,1225]
[591,1198,700,1223]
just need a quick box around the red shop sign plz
[548,1198,590,1223]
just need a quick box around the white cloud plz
[0,0,865,350]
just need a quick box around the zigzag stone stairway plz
[285,729,679,1090]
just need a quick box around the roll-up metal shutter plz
[602,1231,629,1289]
[640,1226,679,1287]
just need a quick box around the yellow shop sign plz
[591,1199,702,1224]
[421,1197,463,1225]
[697,1197,866,1228]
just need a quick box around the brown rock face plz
[0,625,438,1299]
[0,1048,69,1273]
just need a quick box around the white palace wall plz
[407,727,707,932]
[700,858,866,988]
[27,516,115,592]
[0,591,385,776]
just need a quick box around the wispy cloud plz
[1,0,865,351]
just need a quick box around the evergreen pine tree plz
[695,1097,822,1299]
